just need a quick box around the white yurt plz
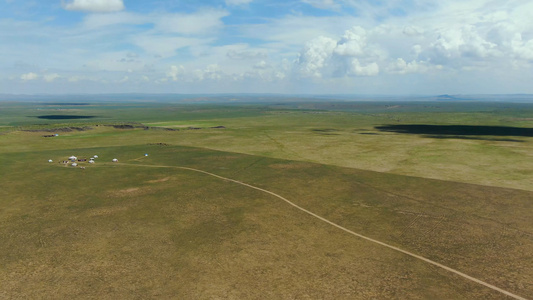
[94,155,99,158]
[112,158,118,162]
[48,159,53,163]
[88,160,95,164]
[71,163,78,167]
[69,156,77,161]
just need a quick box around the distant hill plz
[1,93,532,103]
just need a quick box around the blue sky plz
[1,0,533,94]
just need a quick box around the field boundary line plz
[117,162,528,300]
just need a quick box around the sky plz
[1,0,533,95]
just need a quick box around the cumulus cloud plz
[334,26,367,57]
[20,72,38,81]
[297,27,382,78]
[297,36,337,78]
[349,59,379,76]
[387,58,428,74]
[167,65,185,81]
[165,64,226,82]
[193,64,224,81]
[63,0,125,13]
[426,25,499,65]
[511,33,533,61]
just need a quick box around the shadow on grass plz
[375,124,533,141]
[424,135,525,142]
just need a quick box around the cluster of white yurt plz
[57,154,100,168]
[89,155,98,164]
[49,153,152,168]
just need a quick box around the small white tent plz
[94,155,99,158]
[71,163,78,167]
[69,156,77,161]
[112,158,118,162]
[48,159,53,163]
[88,160,95,164]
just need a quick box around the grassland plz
[2,100,532,190]
[1,99,532,299]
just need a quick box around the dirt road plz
[117,162,529,300]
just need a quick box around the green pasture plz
[1,100,532,191]
[1,100,532,298]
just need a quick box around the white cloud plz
[426,25,499,64]
[167,65,185,81]
[297,36,337,78]
[333,26,367,57]
[349,59,379,76]
[3,0,533,94]
[239,15,362,48]
[154,9,229,35]
[43,73,60,82]
[387,58,428,74]
[193,64,223,81]
[20,72,38,81]
[511,33,533,61]
[63,0,125,13]
[253,60,268,69]
[296,27,384,78]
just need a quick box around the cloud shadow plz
[374,124,533,141]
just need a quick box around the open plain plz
[1,98,532,299]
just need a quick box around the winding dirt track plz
[118,162,528,300]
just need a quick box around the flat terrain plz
[1,99,532,299]
[2,100,531,191]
